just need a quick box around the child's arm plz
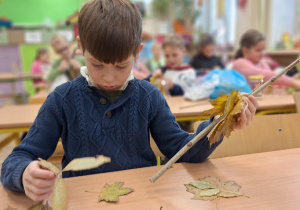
[46,59,67,81]
[1,93,63,199]
[149,90,257,163]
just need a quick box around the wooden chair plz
[0,133,20,151]
[194,113,300,159]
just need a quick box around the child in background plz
[47,34,85,91]
[190,34,224,73]
[31,48,51,90]
[146,42,165,72]
[232,29,300,88]
[152,34,196,96]
[1,0,258,202]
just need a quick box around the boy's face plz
[84,50,135,91]
[163,46,185,69]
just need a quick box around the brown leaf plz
[185,176,248,201]
[52,178,67,210]
[62,155,111,172]
[38,158,60,176]
[98,182,133,202]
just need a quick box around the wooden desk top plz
[0,104,41,129]
[1,148,300,209]
[0,73,43,82]
[167,93,295,117]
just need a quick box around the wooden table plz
[0,104,41,133]
[166,93,296,121]
[28,90,48,104]
[1,148,300,209]
[0,73,43,82]
[0,73,43,102]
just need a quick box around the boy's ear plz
[76,36,84,54]
[135,43,144,60]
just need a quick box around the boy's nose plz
[103,74,115,83]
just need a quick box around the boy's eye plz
[117,66,127,69]
[92,63,103,68]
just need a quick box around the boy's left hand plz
[234,95,258,130]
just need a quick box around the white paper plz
[25,30,42,43]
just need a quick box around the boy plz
[47,34,85,91]
[152,34,196,96]
[1,0,258,202]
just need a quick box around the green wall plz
[20,44,49,96]
[0,0,86,25]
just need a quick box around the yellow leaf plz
[202,91,246,146]
[52,178,67,210]
[62,155,111,172]
[98,182,133,202]
[38,158,60,176]
[200,93,229,117]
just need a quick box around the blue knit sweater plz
[1,76,222,192]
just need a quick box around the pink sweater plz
[232,58,293,87]
[31,60,50,86]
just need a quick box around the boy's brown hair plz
[78,0,142,64]
[162,34,185,50]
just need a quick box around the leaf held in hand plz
[200,91,246,146]
[52,178,67,210]
[38,158,60,176]
[62,155,111,172]
[98,182,133,202]
[185,176,248,201]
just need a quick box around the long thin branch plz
[150,57,300,183]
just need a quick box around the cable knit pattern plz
[1,76,223,192]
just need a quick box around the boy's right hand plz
[22,161,56,202]
[152,69,163,78]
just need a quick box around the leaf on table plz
[200,91,246,146]
[98,182,133,202]
[38,158,60,176]
[62,155,111,172]
[3,206,18,210]
[185,176,248,201]
[52,178,67,210]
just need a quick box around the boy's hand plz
[234,95,258,130]
[22,161,56,202]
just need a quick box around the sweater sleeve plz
[1,93,63,192]
[232,58,293,86]
[149,90,222,163]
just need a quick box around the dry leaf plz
[200,91,246,146]
[185,176,248,201]
[52,178,67,210]
[3,207,18,210]
[38,158,60,176]
[98,182,133,202]
[62,155,111,172]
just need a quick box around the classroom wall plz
[0,0,85,25]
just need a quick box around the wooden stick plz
[149,57,300,183]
